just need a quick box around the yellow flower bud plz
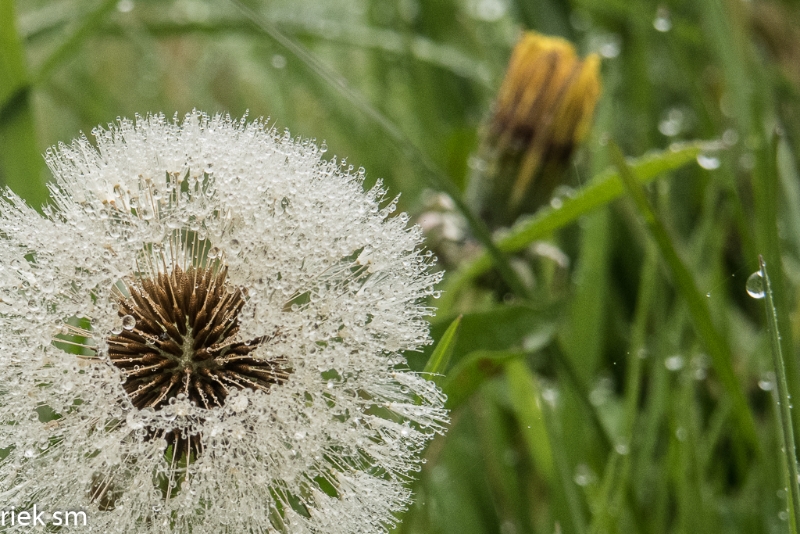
[469,32,601,228]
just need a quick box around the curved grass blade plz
[423,315,462,380]
[609,141,758,450]
[439,141,712,312]
[760,256,800,534]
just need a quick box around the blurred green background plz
[4,0,800,532]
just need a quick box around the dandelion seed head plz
[0,112,446,533]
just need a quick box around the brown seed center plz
[107,264,289,457]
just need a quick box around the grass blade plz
[0,0,118,116]
[441,350,525,410]
[753,130,800,445]
[759,256,800,533]
[439,141,712,312]
[423,315,462,379]
[609,141,758,450]
[419,303,559,367]
[31,0,118,87]
[505,359,586,534]
[47,18,494,87]
[0,0,48,208]
[0,0,27,104]
[504,359,554,481]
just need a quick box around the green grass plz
[5,0,800,532]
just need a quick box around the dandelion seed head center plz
[106,264,289,413]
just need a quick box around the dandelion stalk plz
[760,256,800,533]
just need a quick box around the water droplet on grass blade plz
[759,372,775,391]
[696,154,721,170]
[665,355,684,371]
[653,7,672,32]
[746,271,765,299]
[271,54,287,69]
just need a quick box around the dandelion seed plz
[0,112,447,533]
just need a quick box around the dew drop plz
[271,54,287,69]
[126,412,144,430]
[722,129,739,146]
[665,354,684,371]
[658,107,684,137]
[541,387,558,406]
[229,239,241,254]
[117,0,134,13]
[208,247,220,259]
[653,7,671,32]
[574,464,593,486]
[696,154,721,170]
[746,271,765,299]
[230,395,248,412]
[759,372,776,391]
[595,34,621,58]
[122,315,136,330]
[471,0,506,21]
